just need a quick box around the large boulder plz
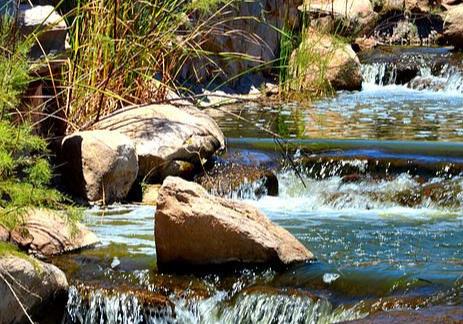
[60,130,139,203]
[3,208,98,257]
[289,29,362,91]
[441,4,463,49]
[155,177,313,267]
[0,255,68,323]
[94,104,225,181]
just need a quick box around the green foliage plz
[0,15,81,230]
[0,17,32,114]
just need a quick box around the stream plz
[54,47,463,323]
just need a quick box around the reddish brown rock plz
[155,177,314,267]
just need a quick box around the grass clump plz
[64,0,234,129]
[0,15,80,231]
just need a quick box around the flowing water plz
[56,47,463,323]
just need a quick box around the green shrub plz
[0,15,79,230]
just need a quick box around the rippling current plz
[57,47,463,323]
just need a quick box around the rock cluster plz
[59,104,225,203]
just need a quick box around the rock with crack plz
[0,255,68,323]
[94,104,225,181]
[2,208,98,257]
[155,177,314,267]
[60,130,139,203]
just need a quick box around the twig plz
[0,271,35,324]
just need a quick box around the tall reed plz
[63,0,238,128]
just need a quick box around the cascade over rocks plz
[1,208,98,257]
[196,162,279,199]
[60,130,139,203]
[155,177,314,267]
[0,256,68,324]
[94,104,225,181]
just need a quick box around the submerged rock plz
[3,208,98,257]
[289,29,362,91]
[0,255,68,324]
[60,130,139,203]
[155,177,313,267]
[94,104,225,181]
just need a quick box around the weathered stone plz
[0,256,68,324]
[441,4,463,49]
[94,104,225,181]
[155,177,314,267]
[301,0,377,36]
[6,208,98,257]
[18,5,68,58]
[289,29,362,91]
[61,130,139,203]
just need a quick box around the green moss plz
[0,241,42,273]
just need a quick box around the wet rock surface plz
[196,159,278,199]
[155,177,314,267]
[60,130,139,203]
[94,104,225,182]
[2,208,98,257]
[0,255,68,324]
[345,305,463,323]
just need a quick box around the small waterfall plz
[64,286,175,324]
[408,64,463,93]
[361,62,397,87]
[63,285,365,324]
[219,293,364,324]
[361,61,463,93]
